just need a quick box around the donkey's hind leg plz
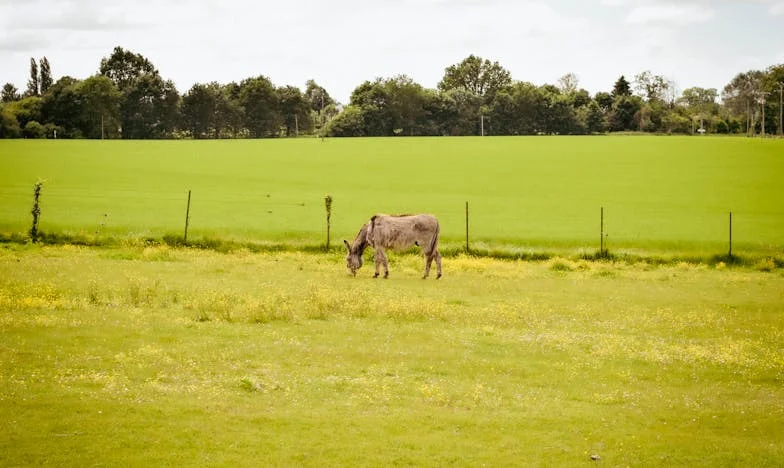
[423,253,433,279]
[434,249,442,279]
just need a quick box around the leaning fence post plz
[324,194,333,250]
[184,190,192,244]
[465,201,470,253]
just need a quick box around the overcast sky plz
[1,0,782,103]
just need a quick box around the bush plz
[43,123,65,139]
[0,107,21,138]
[22,120,46,139]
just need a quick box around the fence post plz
[324,194,333,250]
[728,211,732,258]
[30,180,43,243]
[184,190,191,244]
[600,206,604,256]
[465,201,470,253]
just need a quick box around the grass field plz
[1,136,782,258]
[1,244,783,465]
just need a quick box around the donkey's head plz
[344,239,363,276]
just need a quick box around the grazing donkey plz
[344,214,442,279]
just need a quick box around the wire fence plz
[3,182,771,263]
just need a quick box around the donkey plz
[344,214,442,279]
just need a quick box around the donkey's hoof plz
[373,273,379,278]
[384,274,389,279]
[437,273,442,279]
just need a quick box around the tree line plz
[1,47,783,139]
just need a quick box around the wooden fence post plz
[600,206,604,256]
[30,180,43,243]
[465,201,470,253]
[324,195,333,250]
[728,211,732,258]
[184,190,191,244]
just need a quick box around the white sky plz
[1,0,783,103]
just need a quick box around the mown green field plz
[1,136,782,257]
[1,244,782,465]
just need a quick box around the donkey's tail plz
[428,219,440,254]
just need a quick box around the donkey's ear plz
[343,240,351,252]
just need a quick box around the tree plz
[438,55,512,103]
[277,85,311,136]
[100,46,157,91]
[633,70,670,103]
[5,96,43,129]
[305,80,335,114]
[557,73,579,94]
[1,83,20,103]
[611,75,631,98]
[40,76,82,137]
[26,58,39,97]
[763,64,784,136]
[324,105,365,137]
[0,107,21,138]
[678,87,718,132]
[238,76,279,138]
[722,70,764,135]
[121,74,180,139]
[182,82,220,138]
[39,57,53,94]
[215,83,245,138]
[608,95,642,131]
[594,91,613,112]
[581,100,606,133]
[350,79,392,136]
[385,75,427,135]
[99,47,178,138]
[76,75,122,138]
[486,82,548,135]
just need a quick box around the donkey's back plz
[368,214,439,252]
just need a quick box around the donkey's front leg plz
[374,249,388,278]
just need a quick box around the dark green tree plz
[182,82,220,138]
[76,75,122,138]
[121,74,180,139]
[238,76,279,138]
[39,57,53,94]
[26,58,39,97]
[612,75,632,98]
[594,91,613,112]
[305,80,335,114]
[608,95,642,131]
[2,83,20,103]
[99,46,157,91]
[582,100,607,133]
[40,76,82,137]
[277,85,311,136]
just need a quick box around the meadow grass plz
[1,244,782,465]
[1,136,782,259]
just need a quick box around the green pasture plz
[0,136,782,257]
[1,244,783,465]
